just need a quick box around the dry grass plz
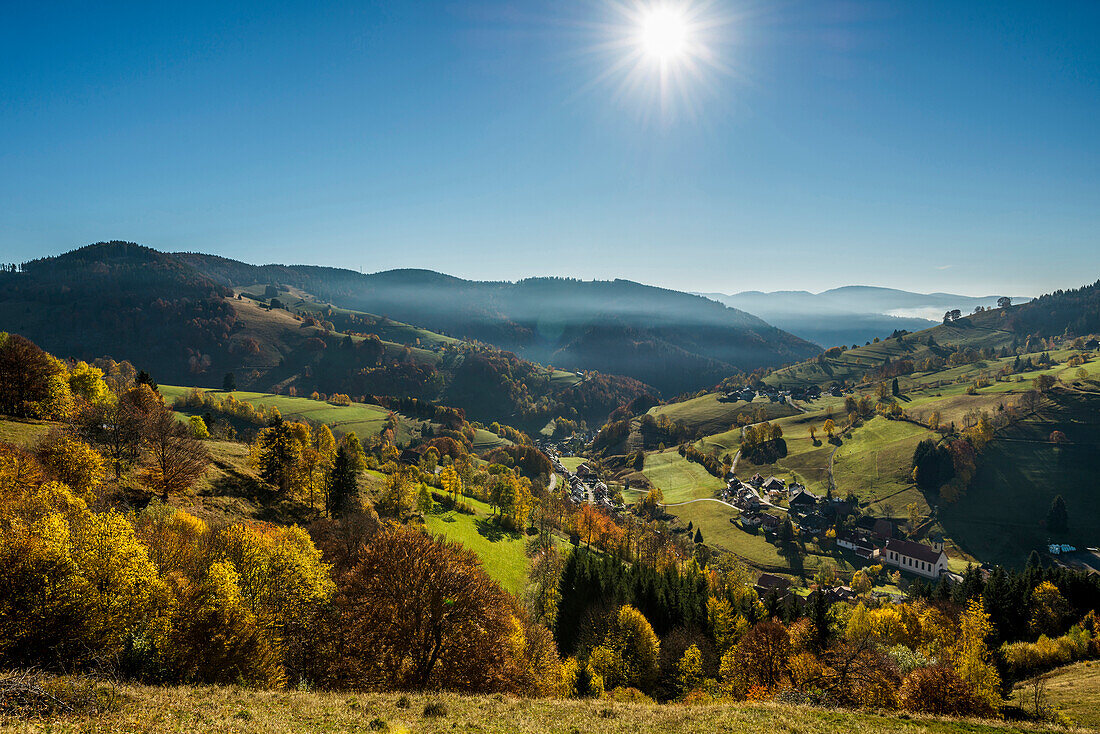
[1009,660,1100,730]
[0,683,1079,734]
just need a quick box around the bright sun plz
[639,7,690,62]
[588,0,731,122]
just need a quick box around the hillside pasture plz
[938,387,1100,568]
[0,417,51,448]
[1009,660,1100,729]
[641,449,725,504]
[161,386,412,444]
[423,495,530,595]
[831,417,936,519]
[648,394,798,437]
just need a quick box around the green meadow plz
[423,495,531,596]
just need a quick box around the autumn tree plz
[588,605,661,692]
[140,407,210,499]
[676,644,704,696]
[720,619,791,693]
[188,415,210,439]
[36,431,106,498]
[954,599,1001,711]
[330,526,523,691]
[77,387,147,479]
[0,334,65,418]
[439,465,463,506]
[377,466,417,517]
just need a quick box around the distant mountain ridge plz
[698,286,1031,348]
[176,252,819,395]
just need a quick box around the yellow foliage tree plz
[954,599,1001,710]
[36,432,106,499]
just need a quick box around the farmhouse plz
[755,573,792,598]
[788,487,819,512]
[882,538,948,579]
[761,476,786,493]
[738,512,762,530]
[836,529,877,559]
[759,512,782,531]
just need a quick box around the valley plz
[1,249,1098,731]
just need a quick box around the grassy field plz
[0,417,51,447]
[648,394,798,437]
[423,496,531,596]
[1009,660,1100,729]
[1,681,1071,734]
[558,456,586,473]
[832,417,937,519]
[641,449,725,504]
[160,386,414,445]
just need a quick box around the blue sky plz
[1,1,1097,296]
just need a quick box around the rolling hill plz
[0,243,652,429]
[762,279,1099,391]
[176,252,820,395]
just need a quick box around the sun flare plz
[582,0,734,123]
[639,7,690,62]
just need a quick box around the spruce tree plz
[1047,495,1069,534]
[326,445,360,518]
[257,417,299,493]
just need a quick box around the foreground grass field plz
[0,683,1074,734]
[1009,660,1100,730]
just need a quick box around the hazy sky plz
[2,1,1097,296]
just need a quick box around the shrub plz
[898,666,990,717]
[1001,626,1094,679]
[422,700,448,717]
[604,686,654,704]
[0,671,121,718]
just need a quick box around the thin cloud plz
[935,265,952,270]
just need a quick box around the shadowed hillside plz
[176,252,820,395]
[0,243,652,428]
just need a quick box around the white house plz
[881,538,948,579]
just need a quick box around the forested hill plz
[765,279,1100,389]
[176,252,819,395]
[0,242,653,429]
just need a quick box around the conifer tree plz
[326,445,360,518]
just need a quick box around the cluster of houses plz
[719,383,843,406]
[723,473,953,582]
[754,572,866,606]
[722,473,830,536]
[549,453,620,510]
